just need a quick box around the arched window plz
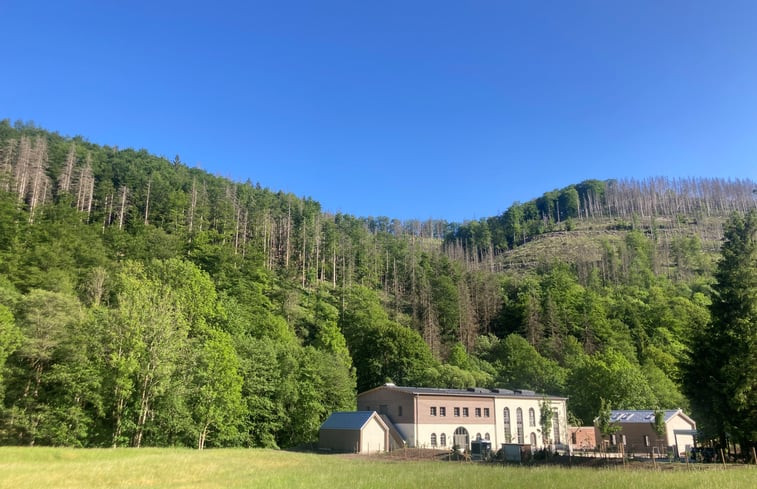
[529,407,536,427]
[530,432,537,447]
[552,411,561,444]
[503,407,511,442]
[431,433,437,447]
[440,433,447,446]
[476,433,482,440]
[516,408,524,444]
[454,426,470,450]
[485,433,491,441]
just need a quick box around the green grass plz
[0,448,753,489]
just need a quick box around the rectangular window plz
[440,407,446,417]
[483,408,490,417]
[430,406,437,416]
[571,432,577,444]
[454,407,460,417]
[621,435,627,445]
[398,405,403,417]
[644,435,650,447]
[462,407,469,417]
[475,408,481,417]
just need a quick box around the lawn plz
[0,447,753,489]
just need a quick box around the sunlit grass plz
[0,447,753,489]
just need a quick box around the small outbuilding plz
[319,411,390,454]
[569,426,598,451]
[597,409,697,457]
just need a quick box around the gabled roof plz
[320,411,387,431]
[608,409,694,426]
[359,383,567,401]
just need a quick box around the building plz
[356,383,568,452]
[596,409,697,457]
[319,411,390,454]
[569,426,598,451]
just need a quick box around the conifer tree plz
[684,211,756,455]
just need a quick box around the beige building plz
[357,384,568,451]
[319,411,390,454]
[597,409,697,457]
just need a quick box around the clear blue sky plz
[1,1,756,222]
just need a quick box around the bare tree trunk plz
[332,244,337,287]
[86,169,94,222]
[59,142,76,194]
[144,178,151,225]
[14,136,32,203]
[301,217,307,287]
[118,186,128,230]
[188,177,197,236]
[314,215,321,282]
[133,372,152,448]
[0,138,17,192]
[241,209,248,258]
[102,194,110,232]
[28,137,49,224]
[285,201,291,269]
[234,205,241,254]
[198,422,210,450]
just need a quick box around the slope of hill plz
[0,120,753,448]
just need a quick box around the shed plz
[319,411,390,454]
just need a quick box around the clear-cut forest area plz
[0,120,754,454]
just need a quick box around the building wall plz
[319,429,361,453]
[319,417,389,454]
[413,421,497,450]
[599,413,696,456]
[665,414,696,456]
[357,387,567,452]
[493,397,568,450]
[416,395,495,425]
[360,418,389,454]
[605,423,662,453]
[570,427,597,450]
[357,389,414,425]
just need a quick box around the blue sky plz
[1,1,756,222]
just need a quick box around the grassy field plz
[0,447,753,489]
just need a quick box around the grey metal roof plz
[364,384,566,400]
[320,411,380,431]
[609,409,680,424]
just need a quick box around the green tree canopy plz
[683,211,757,451]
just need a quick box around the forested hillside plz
[0,120,754,448]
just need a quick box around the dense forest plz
[0,120,754,450]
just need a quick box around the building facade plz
[597,409,697,457]
[319,411,390,454]
[357,384,568,452]
[569,426,598,451]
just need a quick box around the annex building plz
[356,383,568,451]
[600,409,697,457]
[319,411,390,454]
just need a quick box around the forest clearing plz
[1,447,754,489]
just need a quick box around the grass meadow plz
[0,447,754,489]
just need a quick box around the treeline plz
[444,177,756,259]
[0,120,750,448]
